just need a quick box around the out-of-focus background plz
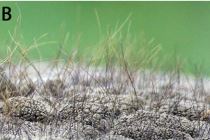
[0,2,210,75]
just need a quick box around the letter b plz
[2,7,11,21]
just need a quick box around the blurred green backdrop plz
[0,2,210,75]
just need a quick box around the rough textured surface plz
[114,123,192,140]
[2,97,51,123]
[113,110,210,139]
[0,65,210,139]
[156,100,208,121]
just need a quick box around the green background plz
[0,2,210,75]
